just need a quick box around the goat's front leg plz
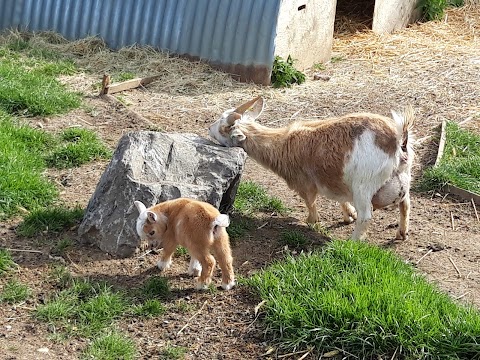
[351,195,372,240]
[298,188,319,224]
[157,241,176,271]
[341,202,357,223]
[396,195,410,240]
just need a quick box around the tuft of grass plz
[141,276,171,300]
[175,246,188,256]
[0,46,80,116]
[280,230,309,247]
[131,299,166,317]
[48,265,74,289]
[271,55,305,88]
[46,127,112,169]
[0,279,31,303]
[0,249,16,275]
[313,63,326,71]
[35,279,128,337]
[234,181,289,216]
[160,344,188,360]
[81,332,136,360]
[0,113,58,219]
[420,121,480,194]
[16,206,85,237]
[53,237,74,255]
[246,239,480,358]
[227,218,253,242]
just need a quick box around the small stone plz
[37,347,49,353]
[313,73,331,81]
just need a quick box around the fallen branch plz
[6,248,43,254]
[450,211,455,231]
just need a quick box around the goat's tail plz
[391,105,415,152]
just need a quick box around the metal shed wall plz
[0,0,281,84]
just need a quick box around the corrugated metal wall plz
[0,0,281,84]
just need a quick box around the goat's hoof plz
[156,260,171,271]
[221,280,236,290]
[395,230,408,240]
[195,281,209,290]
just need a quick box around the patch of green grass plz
[421,121,480,194]
[0,279,31,303]
[46,127,112,169]
[48,265,74,289]
[160,344,188,360]
[35,279,128,337]
[271,55,305,88]
[420,0,464,21]
[115,72,136,82]
[234,181,289,216]
[227,218,253,241]
[175,246,188,256]
[141,276,171,300]
[0,113,58,219]
[131,299,166,317]
[280,230,308,247]
[81,332,136,360]
[16,206,84,237]
[330,55,345,63]
[246,239,480,358]
[0,249,16,275]
[313,63,326,71]
[53,237,74,255]
[0,46,80,116]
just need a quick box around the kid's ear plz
[230,128,246,143]
[146,211,158,223]
[134,200,147,214]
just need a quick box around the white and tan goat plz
[208,96,414,240]
[134,198,235,290]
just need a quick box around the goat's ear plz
[146,211,158,223]
[242,97,264,122]
[134,200,147,214]
[230,128,246,143]
[391,109,403,124]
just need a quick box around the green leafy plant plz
[420,0,464,21]
[271,55,305,88]
[0,279,31,303]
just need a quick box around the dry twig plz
[177,300,208,336]
[448,256,462,277]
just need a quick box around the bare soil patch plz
[1,6,480,359]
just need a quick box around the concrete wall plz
[275,0,337,69]
[373,0,421,33]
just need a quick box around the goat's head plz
[134,200,167,249]
[208,96,265,147]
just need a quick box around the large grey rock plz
[78,131,247,257]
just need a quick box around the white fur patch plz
[213,214,230,228]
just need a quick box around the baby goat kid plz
[134,198,235,290]
[209,96,414,240]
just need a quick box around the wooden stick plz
[448,256,461,277]
[99,74,111,95]
[100,74,161,95]
[416,249,433,265]
[6,248,43,254]
[176,300,208,336]
[472,198,479,222]
[434,120,447,167]
[450,212,455,231]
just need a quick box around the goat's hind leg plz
[341,202,357,223]
[212,230,235,290]
[298,187,319,224]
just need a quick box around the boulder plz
[78,131,247,257]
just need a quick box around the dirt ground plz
[1,6,480,360]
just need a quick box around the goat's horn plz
[226,112,241,125]
[234,96,262,114]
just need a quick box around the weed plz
[131,299,166,317]
[16,206,85,237]
[0,279,31,303]
[81,332,136,360]
[271,55,305,88]
[141,276,171,300]
[160,343,188,360]
[0,249,16,275]
[234,181,289,216]
[46,127,112,169]
[280,230,308,247]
